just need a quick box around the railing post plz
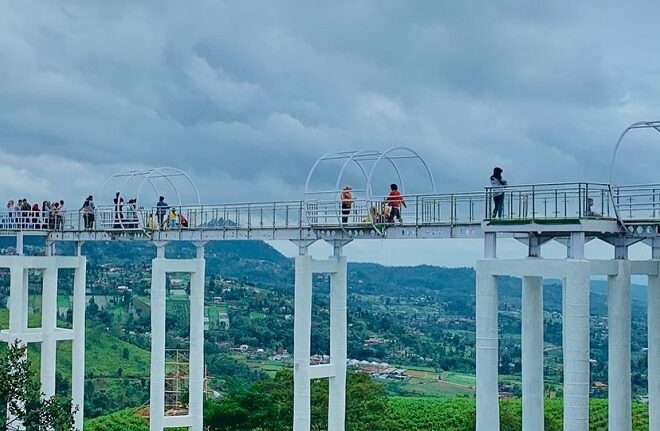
[485,189,490,220]
[531,185,535,220]
[450,195,455,225]
[272,203,276,232]
[585,183,590,216]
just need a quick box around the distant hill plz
[0,237,648,318]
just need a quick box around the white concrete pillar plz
[476,259,499,431]
[485,232,497,259]
[8,266,27,344]
[7,265,26,429]
[608,259,631,431]
[150,253,167,431]
[72,257,86,428]
[293,254,313,431]
[40,266,58,397]
[563,259,590,431]
[522,276,544,431]
[188,244,206,431]
[649,239,660,431]
[16,232,24,256]
[328,249,348,431]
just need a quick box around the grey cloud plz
[1,0,660,208]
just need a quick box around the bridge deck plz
[2,182,660,242]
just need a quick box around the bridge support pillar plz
[293,240,349,431]
[475,263,499,431]
[563,257,590,431]
[608,258,631,431]
[476,232,500,431]
[650,239,660,431]
[149,242,206,431]
[1,254,86,430]
[522,275,544,431]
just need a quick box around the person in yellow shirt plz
[168,208,179,228]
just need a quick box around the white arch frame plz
[304,147,436,229]
[609,120,660,185]
[606,121,660,228]
[100,167,201,209]
[99,167,201,229]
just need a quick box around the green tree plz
[204,370,398,431]
[0,341,76,430]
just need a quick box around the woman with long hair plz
[490,167,507,218]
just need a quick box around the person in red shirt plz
[386,183,406,223]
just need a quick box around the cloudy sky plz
[2,1,660,265]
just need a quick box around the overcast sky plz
[2,1,660,265]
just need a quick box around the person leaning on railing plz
[490,167,507,218]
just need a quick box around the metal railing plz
[483,182,615,221]
[610,184,660,221]
[3,182,660,235]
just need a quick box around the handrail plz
[2,182,660,235]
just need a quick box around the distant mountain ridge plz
[0,237,648,318]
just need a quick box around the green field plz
[86,397,652,430]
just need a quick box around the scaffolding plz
[164,349,190,414]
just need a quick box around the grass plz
[440,371,476,387]
[400,377,475,397]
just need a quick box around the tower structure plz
[0,235,86,428]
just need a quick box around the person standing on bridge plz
[386,184,406,223]
[113,192,125,229]
[156,196,168,230]
[341,185,353,224]
[490,167,507,218]
[80,197,90,230]
[87,195,96,229]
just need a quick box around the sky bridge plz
[2,181,660,247]
[2,124,660,431]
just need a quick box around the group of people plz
[0,192,192,232]
[4,198,68,230]
[340,183,407,225]
[112,192,141,229]
[114,194,188,230]
[339,168,508,225]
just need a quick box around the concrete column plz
[649,239,660,431]
[608,259,631,431]
[188,244,206,431]
[293,254,313,431]
[72,258,86,428]
[40,266,58,397]
[485,232,497,258]
[328,249,348,431]
[563,259,590,431]
[522,276,544,431]
[16,232,24,256]
[8,266,27,344]
[7,266,26,429]
[476,259,499,431]
[150,254,167,431]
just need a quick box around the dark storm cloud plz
[1,0,659,206]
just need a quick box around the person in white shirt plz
[490,167,507,218]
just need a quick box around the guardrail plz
[483,182,615,221]
[3,182,660,234]
[610,184,660,221]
